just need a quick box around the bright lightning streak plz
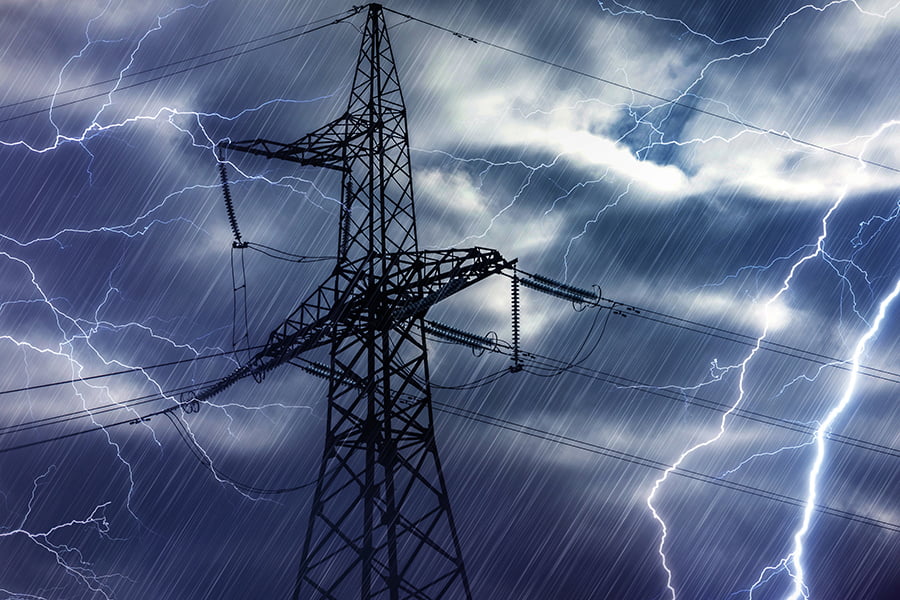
[597,1,769,45]
[781,277,900,599]
[717,440,815,479]
[563,182,630,280]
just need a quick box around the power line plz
[0,378,217,437]
[430,400,900,533]
[607,302,900,385]
[3,321,897,461]
[425,366,511,391]
[424,307,611,389]
[616,300,900,383]
[517,350,900,460]
[0,403,180,455]
[0,8,361,126]
[5,355,893,532]
[384,7,900,175]
[421,321,900,461]
[422,313,900,461]
[0,344,267,398]
[1,385,315,495]
[2,337,896,530]
[438,321,899,460]
[512,268,900,385]
[0,9,358,112]
[174,352,900,460]
[246,242,336,263]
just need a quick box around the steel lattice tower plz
[195,4,514,598]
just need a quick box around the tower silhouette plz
[196,4,513,598]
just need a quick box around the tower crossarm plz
[221,113,372,172]
[386,247,515,323]
[193,247,512,402]
[192,266,369,401]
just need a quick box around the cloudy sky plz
[0,0,898,598]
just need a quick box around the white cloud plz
[417,168,487,214]
[405,2,900,206]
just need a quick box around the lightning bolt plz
[717,440,816,479]
[776,277,900,600]
[563,181,631,280]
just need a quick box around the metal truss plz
[201,4,515,598]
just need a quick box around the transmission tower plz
[196,4,514,598]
